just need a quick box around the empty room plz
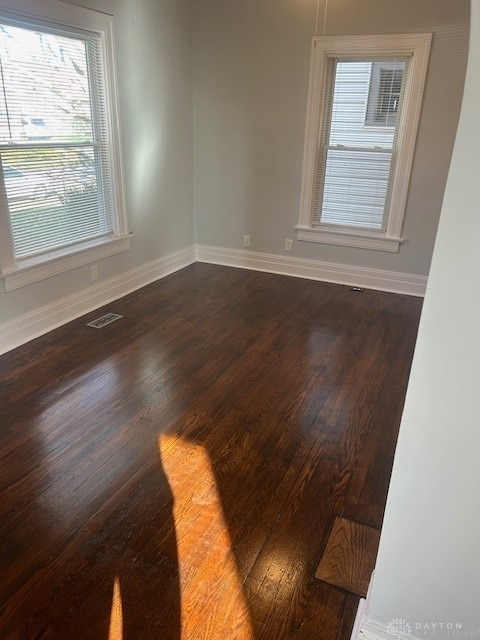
[0,0,478,638]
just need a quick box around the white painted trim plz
[0,163,15,275]
[2,235,132,292]
[351,573,420,640]
[351,598,368,640]
[298,36,325,229]
[296,227,402,253]
[386,34,432,239]
[298,33,432,246]
[195,245,427,297]
[0,246,195,355]
[0,244,428,354]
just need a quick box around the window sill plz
[295,227,402,253]
[1,234,132,292]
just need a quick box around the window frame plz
[297,33,432,253]
[0,0,129,292]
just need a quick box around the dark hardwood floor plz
[0,263,422,640]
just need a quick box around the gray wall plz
[192,0,469,276]
[363,0,480,633]
[0,0,470,326]
[0,0,194,323]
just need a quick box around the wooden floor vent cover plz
[315,517,381,598]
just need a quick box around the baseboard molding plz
[0,243,427,355]
[351,576,419,640]
[351,573,374,640]
[351,598,368,640]
[0,246,195,355]
[195,245,427,297]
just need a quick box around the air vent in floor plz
[87,313,123,329]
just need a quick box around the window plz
[365,61,404,128]
[0,0,129,291]
[297,34,431,252]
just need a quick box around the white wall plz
[192,0,469,277]
[0,0,194,324]
[361,1,480,635]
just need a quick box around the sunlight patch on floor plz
[159,434,255,640]
[108,576,123,640]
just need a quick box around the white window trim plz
[0,0,130,291]
[297,33,432,252]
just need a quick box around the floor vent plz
[87,313,123,329]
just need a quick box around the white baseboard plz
[195,245,427,297]
[0,243,427,355]
[0,246,195,355]
[351,598,368,640]
[352,577,419,640]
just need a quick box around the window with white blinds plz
[298,35,431,253]
[0,24,113,259]
[0,1,128,291]
[313,58,407,232]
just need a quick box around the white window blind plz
[313,58,408,232]
[0,22,114,260]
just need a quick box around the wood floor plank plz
[0,264,422,639]
[315,518,381,597]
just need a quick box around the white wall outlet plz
[284,239,293,252]
[90,264,99,282]
[243,235,251,248]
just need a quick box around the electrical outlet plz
[90,264,99,282]
[243,235,251,248]
[284,239,293,252]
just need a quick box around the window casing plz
[297,34,431,253]
[0,0,129,291]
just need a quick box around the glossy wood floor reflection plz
[0,264,422,640]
